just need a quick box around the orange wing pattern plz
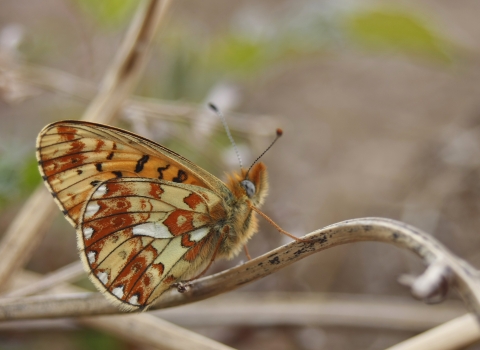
[80,178,222,310]
[36,121,226,227]
[36,121,230,310]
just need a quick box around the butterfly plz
[36,118,280,311]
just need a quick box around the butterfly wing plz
[80,177,225,310]
[36,120,229,227]
[36,121,232,310]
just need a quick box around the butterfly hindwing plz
[36,121,228,226]
[80,177,222,310]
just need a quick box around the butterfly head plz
[227,162,268,207]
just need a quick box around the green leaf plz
[75,329,128,350]
[0,152,22,206]
[72,0,137,28]
[344,8,454,62]
[208,35,270,75]
[21,156,42,195]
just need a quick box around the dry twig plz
[0,292,465,332]
[2,262,84,298]
[6,62,278,136]
[4,270,233,350]
[386,314,480,350]
[0,218,480,344]
[1,217,480,349]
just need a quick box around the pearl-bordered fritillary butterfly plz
[36,119,273,310]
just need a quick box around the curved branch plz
[1,217,479,321]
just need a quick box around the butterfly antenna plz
[245,128,283,180]
[208,103,243,170]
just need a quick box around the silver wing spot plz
[189,227,210,242]
[133,222,174,239]
[92,184,108,198]
[129,294,140,305]
[84,227,94,239]
[97,271,109,285]
[85,203,100,218]
[112,285,124,299]
[87,251,96,264]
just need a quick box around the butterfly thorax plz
[217,162,268,259]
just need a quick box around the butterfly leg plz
[250,204,315,243]
[243,245,252,260]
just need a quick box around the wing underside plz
[80,177,223,310]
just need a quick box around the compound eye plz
[240,180,256,198]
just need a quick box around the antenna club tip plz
[208,103,218,112]
[276,128,283,137]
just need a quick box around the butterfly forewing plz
[79,177,222,310]
[36,121,227,226]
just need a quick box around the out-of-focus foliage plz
[148,5,455,103]
[21,156,42,194]
[0,144,41,207]
[344,7,454,62]
[74,329,128,350]
[72,0,137,28]
[0,4,458,204]
[208,34,270,75]
[0,154,20,207]
[0,4,457,209]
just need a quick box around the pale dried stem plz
[386,314,480,350]
[83,313,235,350]
[0,292,466,332]
[3,261,84,298]
[81,0,171,124]
[0,318,78,331]
[0,187,60,291]
[1,218,480,349]
[4,270,233,350]
[0,0,170,290]
[0,218,480,349]
[12,63,277,136]
[153,292,465,331]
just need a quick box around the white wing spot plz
[91,184,108,199]
[129,295,140,305]
[133,222,173,239]
[85,203,100,218]
[112,285,124,299]
[176,215,186,227]
[189,227,210,242]
[84,227,94,239]
[87,251,96,264]
[96,184,107,195]
[97,271,109,285]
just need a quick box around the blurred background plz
[1,0,480,349]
